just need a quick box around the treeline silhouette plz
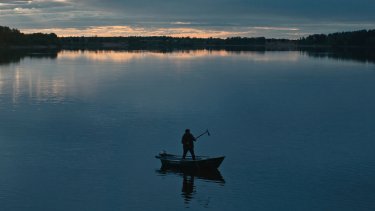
[0,26,59,47]
[59,36,266,50]
[1,26,375,49]
[299,29,375,48]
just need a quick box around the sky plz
[0,0,374,39]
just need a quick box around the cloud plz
[171,22,192,25]
[0,0,72,17]
[81,0,375,21]
[0,0,71,9]
[19,25,306,39]
[252,27,299,31]
[1,0,374,39]
[13,7,40,14]
[20,25,247,38]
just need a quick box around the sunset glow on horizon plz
[20,26,245,38]
[20,25,300,38]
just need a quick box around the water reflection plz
[57,49,270,62]
[0,61,67,105]
[182,174,195,204]
[156,168,225,206]
[301,48,375,64]
[1,49,374,106]
[0,49,58,65]
[0,50,296,106]
[1,49,374,67]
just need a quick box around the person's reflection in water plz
[182,174,196,204]
[157,168,225,207]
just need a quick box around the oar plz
[195,129,210,140]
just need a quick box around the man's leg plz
[189,148,196,160]
[182,146,188,159]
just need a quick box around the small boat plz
[155,152,225,170]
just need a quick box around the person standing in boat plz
[181,129,196,160]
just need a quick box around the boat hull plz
[155,153,225,170]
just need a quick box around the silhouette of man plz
[181,129,196,160]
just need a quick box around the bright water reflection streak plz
[57,50,300,62]
[1,50,301,106]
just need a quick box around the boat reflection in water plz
[156,167,225,205]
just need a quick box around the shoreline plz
[1,44,374,51]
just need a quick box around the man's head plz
[185,129,190,133]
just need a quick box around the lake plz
[0,49,375,210]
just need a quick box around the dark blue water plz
[0,50,375,210]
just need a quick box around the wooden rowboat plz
[155,152,225,170]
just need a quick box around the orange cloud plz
[20,25,305,39]
[21,25,249,38]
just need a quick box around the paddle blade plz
[207,130,210,136]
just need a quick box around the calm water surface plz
[0,50,375,210]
